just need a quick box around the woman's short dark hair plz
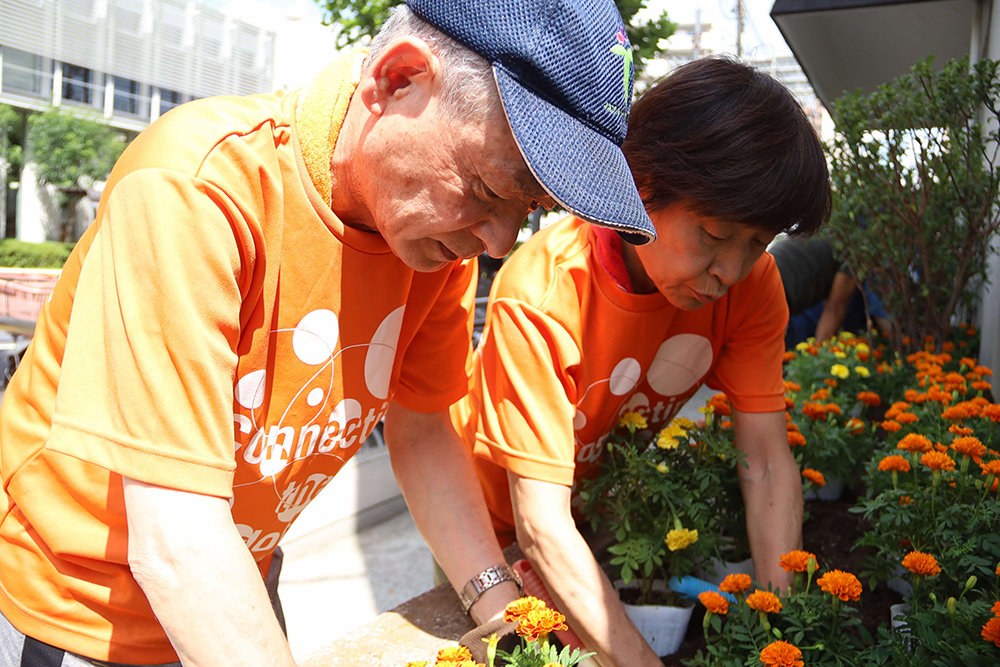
[622,56,831,236]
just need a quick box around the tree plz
[0,104,22,173]
[314,0,675,78]
[824,56,1000,353]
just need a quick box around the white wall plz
[978,0,1000,373]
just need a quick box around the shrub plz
[0,239,73,268]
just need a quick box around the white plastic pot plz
[615,581,694,656]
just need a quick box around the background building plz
[0,0,277,242]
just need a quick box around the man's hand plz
[510,474,664,667]
[731,409,804,590]
[123,478,296,667]
[383,403,519,624]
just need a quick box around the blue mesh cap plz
[405,0,655,244]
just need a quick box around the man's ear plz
[358,37,442,117]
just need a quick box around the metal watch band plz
[458,564,521,614]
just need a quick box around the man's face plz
[630,203,775,310]
[358,108,552,273]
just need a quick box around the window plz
[62,63,93,105]
[113,76,142,115]
[2,48,47,97]
[159,88,184,115]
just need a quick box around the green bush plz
[0,239,74,268]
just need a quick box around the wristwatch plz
[459,564,522,614]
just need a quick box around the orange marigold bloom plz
[904,389,920,402]
[710,393,732,416]
[787,431,806,447]
[902,551,941,577]
[941,405,972,421]
[942,341,956,352]
[436,646,475,663]
[802,468,826,486]
[884,407,901,420]
[878,455,911,473]
[746,590,783,614]
[992,601,1000,617]
[515,608,568,642]
[895,412,919,425]
[825,402,842,416]
[980,460,1000,476]
[890,401,912,411]
[823,377,837,386]
[952,436,987,458]
[960,357,978,369]
[949,424,975,436]
[897,433,933,453]
[845,417,865,435]
[503,596,546,623]
[787,421,800,432]
[983,404,1000,422]
[810,388,830,401]
[817,570,863,601]
[801,401,828,420]
[921,450,956,471]
[882,419,904,433]
[759,641,804,667]
[975,365,993,377]
[983,617,1000,648]
[857,391,881,406]
[779,550,817,573]
[783,351,797,362]
[719,573,752,594]
[973,381,993,391]
[784,381,801,393]
[899,495,914,505]
[698,591,729,615]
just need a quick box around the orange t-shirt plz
[0,56,474,663]
[451,218,787,546]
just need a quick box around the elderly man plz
[0,1,652,665]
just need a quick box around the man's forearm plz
[384,404,518,624]
[124,479,296,667]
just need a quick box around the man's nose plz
[473,210,524,259]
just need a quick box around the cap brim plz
[494,67,655,245]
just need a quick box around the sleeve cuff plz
[475,434,576,487]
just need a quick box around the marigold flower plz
[949,425,974,436]
[665,528,699,552]
[857,391,881,406]
[904,389,920,402]
[779,550,817,573]
[983,617,1000,648]
[795,342,810,352]
[746,590,783,614]
[784,396,795,410]
[759,640,803,667]
[783,351,797,362]
[942,341,956,352]
[655,463,669,473]
[975,365,993,376]
[817,570,862,601]
[921,450,956,472]
[992,601,1000,617]
[698,591,729,615]
[503,597,547,623]
[618,411,647,432]
[825,402,842,416]
[515,608,568,642]
[784,380,801,393]
[810,388,829,401]
[845,417,865,435]
[996,563,1000,576]
[981,460,1000,476]
[881,420,902,433]
[436,646,475,663]
[899,495,913,505]
[878,455,911,473]
[802,468,826,486]
[831,364,850,379]
[672,417,696,430]
[898,433,933,453]
[902,551,941,577]
[787,431,806,447]
[973,381,993,391]
[895,412,919,425]
[719,573,752,594]
[941,405,972,421]
[656,431,679,450]
[855,365,871,378]
[824,378,837,387]
[952,436,987,458]
[787,420,799,431]
[404,662,430,667]
[983,404,1000,422]
[709,393,732,416]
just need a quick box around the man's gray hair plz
[366,5,503,125]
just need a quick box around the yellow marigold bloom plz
[503,597,547,623]
[779,550,817,573]
[404,663,430,667]
[802,468,826,486]
[881,420,902,433]
[817,570,863,601]
[515,608,568,642]
[898,433,933,453]
[899,495,914,505]
[655,463,669,474]
[719,573,752,594]
[831,364,850,379]
[895,412,919,424]
[921,450,956,471]
[952,436,987,458]
[854,365,871,377]
[618,411,647,432]
[656,432,679,450]
[878,455,911,473]
[672,417,696,430]
[746,590,783,614]
[698,591,729,615]
[902,551,941,577]
[857,391,881,406]
[665,528,699,552]
[760,640,804,667]
[795,342,810,351]
[981,460,1000,476]
[436,646,474,663]
[856,343,870,355]
[833,350,847,359]
[983,617,1000,648]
